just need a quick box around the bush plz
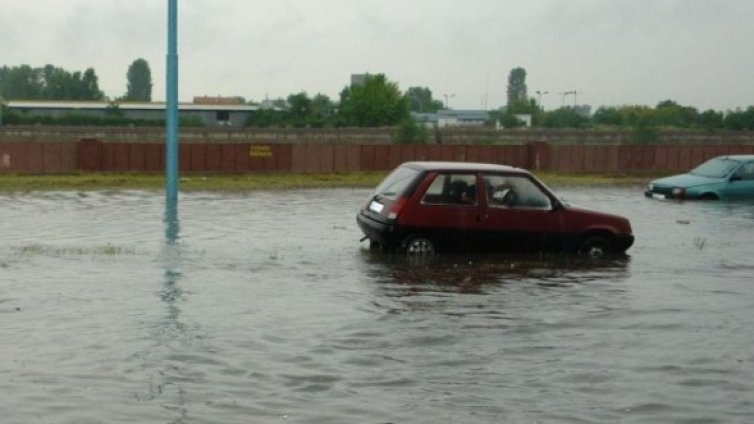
[395,117,428,144]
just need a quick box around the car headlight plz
[648,183,654,191]
[672,187,686,198]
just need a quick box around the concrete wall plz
[2,138,754,175]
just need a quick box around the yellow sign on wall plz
[249,145,273,158]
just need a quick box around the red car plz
[357,161,634,257]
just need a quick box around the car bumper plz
[615,234,635,252]
[645,190,678,200]
[356,211,397,247]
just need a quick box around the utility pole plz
[166,0,179,203]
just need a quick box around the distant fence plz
[1,139,754,175]
[3,126,754,145]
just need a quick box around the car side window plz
[735,162,754,180]
[421,173,477,205]
[483,174,551,209]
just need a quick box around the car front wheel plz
[577,235,612,258]
[404,235,436,256]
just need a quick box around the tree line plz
[2,62,753,138]
[0,60,152,102]
[0,64,104,101]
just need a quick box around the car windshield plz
[373,166,420,199]
[690,158,740,178]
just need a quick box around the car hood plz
[650,173,724,188]
[566,204,626,221]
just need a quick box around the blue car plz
[645,155,754,200]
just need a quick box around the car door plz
[400,172,483,251]
[478,173,565,252]
[723,161,754,200]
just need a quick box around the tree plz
[38,65,104,100]
[125,58,152,101]
[395,116,429,144]
[80,68,104,100]
[339,74,409,127]
[0,64,103,100]
[0,65,42,99]
[405,87,443,113]
[654,100,698,128]
[310,94,336,127]
[287,92,312,127]
[245,109,285,128]
[40,65,71,99]
[593,106,623,127]
[507,67,528,110]
[724,107,754,130]
[541,107,591,129]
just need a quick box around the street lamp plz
[535,90,549,109]
[443,93,455,109]
[559,90,577,106]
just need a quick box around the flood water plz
[1,186,753,423]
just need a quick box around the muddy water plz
[1,187,753,423]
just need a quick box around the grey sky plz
[2,0,752,111]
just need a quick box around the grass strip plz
[0,171,655,192]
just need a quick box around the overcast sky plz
[2,0,752,111]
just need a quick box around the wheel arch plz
[576,228,617,249]
[698,192,719,201]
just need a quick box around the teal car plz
[645,155,754,200]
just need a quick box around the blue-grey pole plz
[166,0,179,202]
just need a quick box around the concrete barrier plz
[2,138,754,175]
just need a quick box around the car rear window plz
[373,166,420,199]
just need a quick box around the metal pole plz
[166,0,179,202]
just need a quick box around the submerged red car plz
[357,161,634,257]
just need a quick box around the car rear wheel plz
[404,235,436,256]
[577,235,612,258]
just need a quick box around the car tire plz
[404,235,436,256]
[577,235,612,258]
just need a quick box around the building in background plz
[6,100,258,128]
[413,110,491,128]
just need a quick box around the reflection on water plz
[1,188,754,423]
[151,198,189,422]
[360,250,631,294]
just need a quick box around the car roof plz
[719,155,754,161]
[401,161,529,174]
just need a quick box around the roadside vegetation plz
[3,63,753,138]
[0,171,653,193]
